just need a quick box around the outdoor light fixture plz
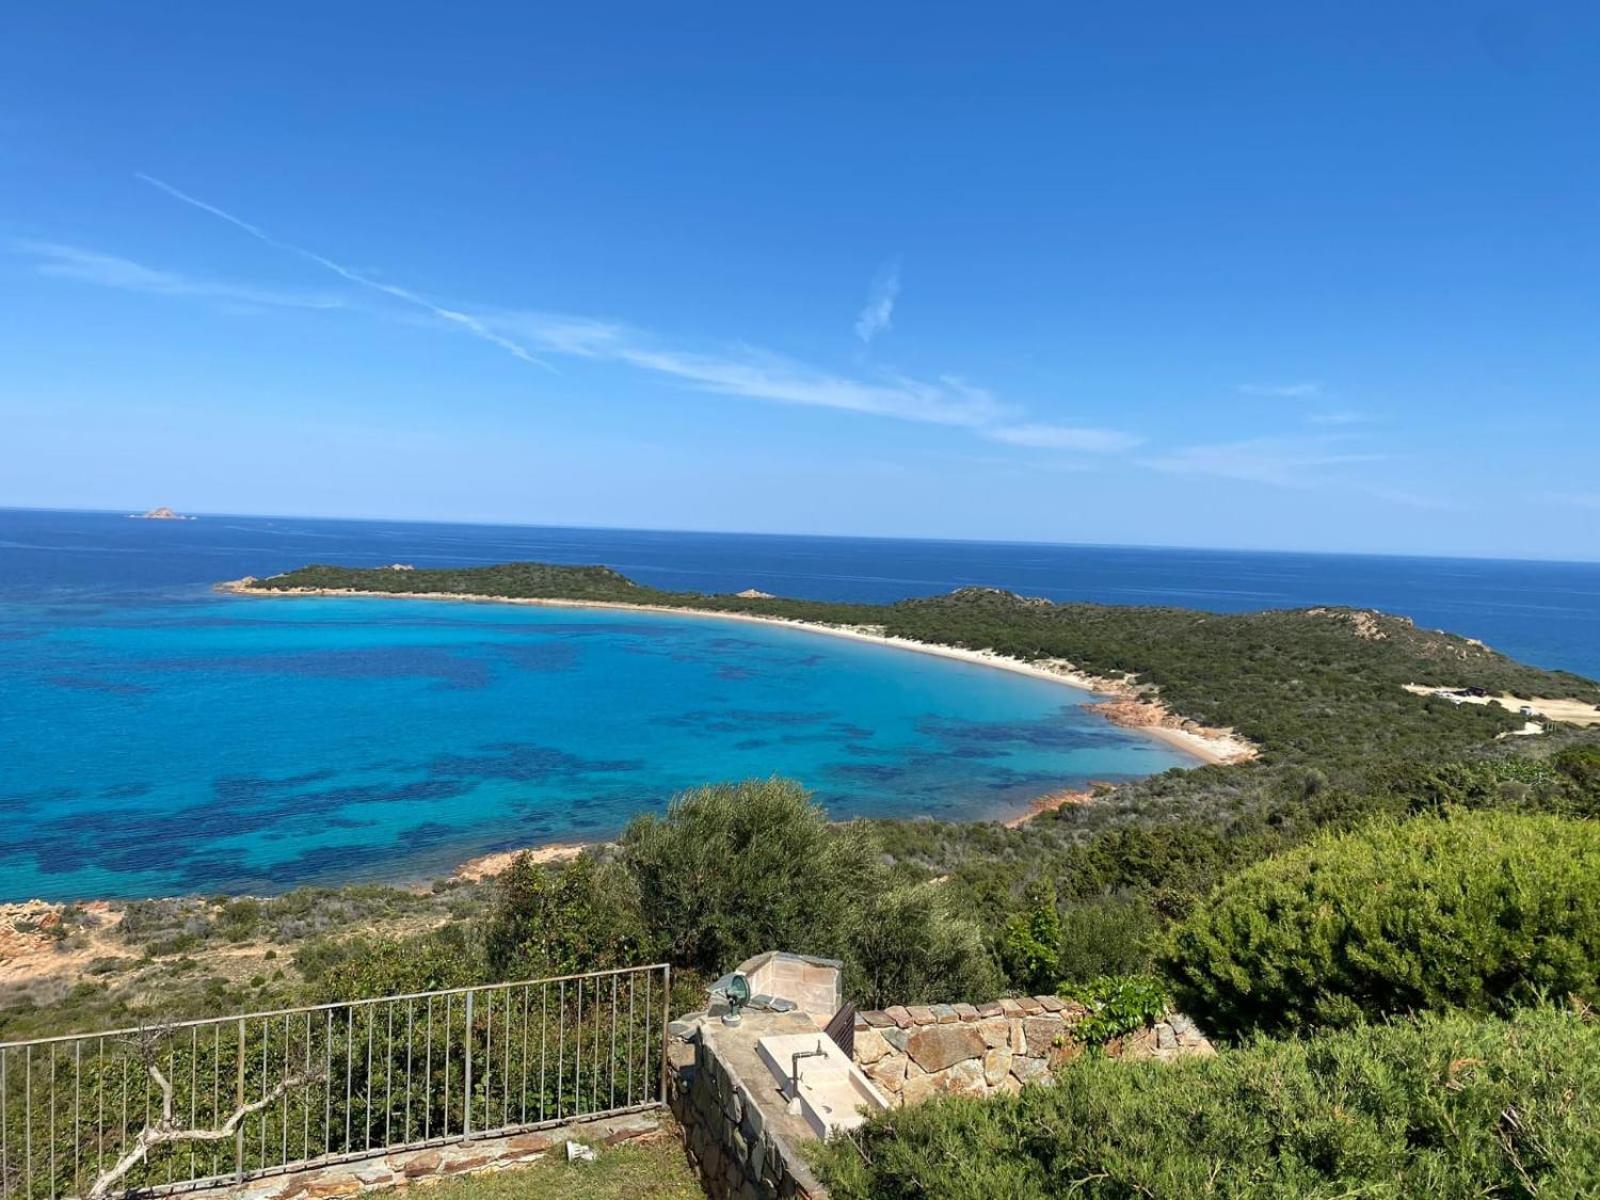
[711,971,752,1026]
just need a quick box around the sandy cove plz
[450,842,587,882]
[217,579,1257,769]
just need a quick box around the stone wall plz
[204,1110,664,1200]
[668,1008,834,1200]
[853,997,1213,1105]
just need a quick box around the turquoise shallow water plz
[0,593,1185,901]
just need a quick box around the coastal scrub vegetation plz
[813,1004,1600,1200]
[1161,809,1600,1039]
[321,782,1000,1011]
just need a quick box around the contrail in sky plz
[135,172,550,368]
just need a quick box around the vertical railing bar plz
[48,1043,56,1199]
[119,1038,128,1195]
[384,1004,393,1150]
[501,985,511,1132]
[519,986,529,1127]
[280,1013,290,1168]
[627,973,635,1107]
[323,1011,333,1162]
[573,979,582,1118]
[74,1039,83,1193]
[23,1046,31,1200]
[210,1025,219,1177]
[556,982,564,1122]
[162,1037,173,1185]
[610,974,618,1110]
[363,1006,373,1152]
[659,965,671,1104]
[343,1008,353,1154]
[423,999,433,1143]
[462,990,474,1142]
[98,1037,107,1184]
[480,990,491,1135]
[441,996,451,1141]
[142,1035,150,1153]
[404,999,414,1146]
[183,1026,195,1181]
[642,972,651,1115]
[259,1017,268,1169]
[539,984,548,1125]
[234,1019,245,1183]
[302,1012,312,1165]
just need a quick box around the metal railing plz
[0,964,671,1200]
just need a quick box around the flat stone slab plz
[906,1023,987,1073]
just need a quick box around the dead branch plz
[86,1049,324,1200]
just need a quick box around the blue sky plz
[4,3,1598,559]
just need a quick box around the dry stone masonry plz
[853,997,1214,1105]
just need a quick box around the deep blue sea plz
[3,508,1598,902]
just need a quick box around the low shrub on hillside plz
[1161,810,1600,1038]
[619,780,998,1004]
[814,1005,1600,1200]
[620,779,881,975]
[844,880,1001,1009]
[301,926,481,1002]
[484,853,647,978]
[1053,895,1162,984]
[1062,974,1168,1045]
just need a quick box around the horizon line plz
[2,503,1596,570]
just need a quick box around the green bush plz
[483,852,647,978]
[1054,895,1162,985]
[1062,974,1167,1044]
[844,881,1001,1009]
[814,1006,1600,1200]
[618,779,996,1004]
[301,926,481,1002]
[619,779,880,976]
[998,881,1062,993]
[1161,810,1600,1038]
[1556,744,1600,801]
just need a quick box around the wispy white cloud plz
[1139,435,1384,487]
[104,176,1146,445]
[495,311,1007,427]
[984,423,1142,454]
[1237,381,1323,399]
[136,173,551,369]
[854,260,901,344]
[9,239,343,310]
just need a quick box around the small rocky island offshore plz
[128,506,195,520]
